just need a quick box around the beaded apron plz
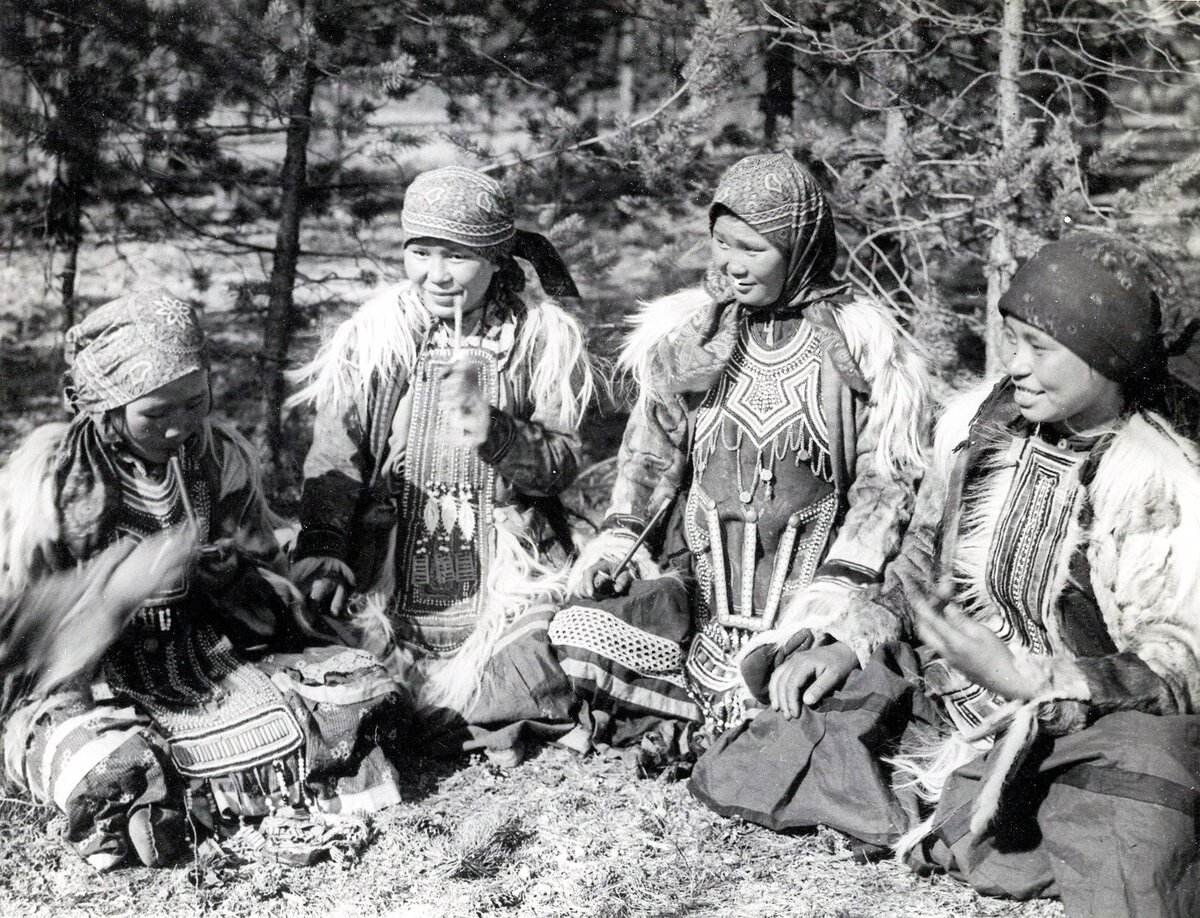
[102,444,303,780]
[683,321,837,699]
[392,345,498,655]
[932,434,1086,732]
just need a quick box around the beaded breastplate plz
[393,345,499,656]
[684,321,837,696]
[934,434,1087,733]
[102,440,302,779]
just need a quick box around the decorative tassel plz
[423,492,441,536]
[458,498,476,543]
[440,493,458,534]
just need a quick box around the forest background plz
[0,1,1198,916]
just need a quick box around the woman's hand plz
[767,641,860,719]
[441,362,491,448]
[309,576,350,618]
[193,537,242,592]
[914,595,1033,701]
[102,527,199,613]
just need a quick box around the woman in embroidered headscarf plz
[289,164,595,762]
[0,291,406,870]
[550,152,929,768]
[718,234,1199,914]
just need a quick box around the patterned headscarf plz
[401,165,579,301]
[64,290,206,416]
[999,234,1165,389]
[706,153,843,312]
[55,291,208,559]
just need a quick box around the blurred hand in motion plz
[914,593,1032,701]
[2,528,199,699]
[101,527,200,614]
[441,361,491,448]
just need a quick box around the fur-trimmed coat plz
[870,378,1200,732]
[572,286,929,662]
[288,279,596,714]
[290,279,594,577]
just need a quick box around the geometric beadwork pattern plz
[984,437,1085,655]
[695,319,826,451]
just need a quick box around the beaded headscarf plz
[706,153,843,312]
[64,290,206,416]
[401,165,579,301]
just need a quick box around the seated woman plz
[288,165,595,762]
[552,152,928,762]
[713,235,1200,915]
[1,291,405,870]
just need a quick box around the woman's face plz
[403,238,499,321]
[1001,317,1123,431]
[711,214,787,310]
[122,369,210,463]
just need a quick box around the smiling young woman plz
[288,165,596,764]
[824,235,1200,915]
[553,152,930,789]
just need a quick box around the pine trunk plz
[616,14,636,117]
[260,59,317,484]
[984,0,1025,374]
[56,23,85,333]
[761,41,794,146]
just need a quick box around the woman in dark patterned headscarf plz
[874,234,1200,915]
[551,152,930,786]
[0,291,406,870]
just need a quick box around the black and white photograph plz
[0,1,1198,915]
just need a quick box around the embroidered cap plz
[707,153,841,309]
[64,289,206,415]
[401,165,516,261]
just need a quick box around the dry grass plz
[0,747,1064,918]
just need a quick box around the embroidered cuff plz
[813,560,880,588]
[602,513,648,536]
[292,527,348,563]
[478,408,517,464]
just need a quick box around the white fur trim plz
[286,281,428,416]
[1088,411,1200,712]
[617,287,716,399]
[287,281,596,439]
[0,422,67,598]
[347,505,568,716]
[829,296,930,477]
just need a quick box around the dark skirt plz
[689,642,933,847]
[913,710,1200,918]
[689,646,1200,916]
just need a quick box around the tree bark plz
[984,0,1025,374]
[260,57,317,484]
[616,13,636,117]
[761,40,794,146]
[55,22,86,333]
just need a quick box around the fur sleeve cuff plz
[566,528,660,596]
[740,579,902,669]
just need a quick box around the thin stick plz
[453,299,463,355]
[170,453,199,532]
[609,496,673,582]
